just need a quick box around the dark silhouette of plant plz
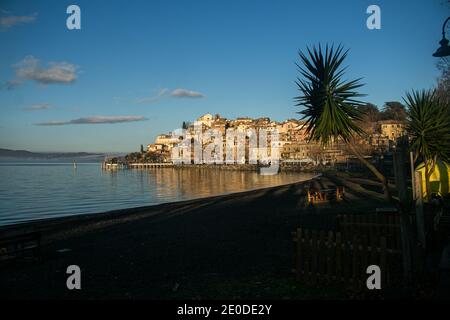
[380,101,407,121]
[404,89,450,200]
[295,44,391,200]
[357,103,381,123]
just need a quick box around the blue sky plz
[0,0,447,152]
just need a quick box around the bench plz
[307,186,344,204]
[0,232,41,262]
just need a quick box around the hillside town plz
[140,112,406,167]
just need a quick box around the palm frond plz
[295,44,366,144]
[404,89,450,163]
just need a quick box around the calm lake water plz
[0,162,315,226]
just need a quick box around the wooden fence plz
[292,215,403,288]
[337,213,402,251]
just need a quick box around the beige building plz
[196,113,214,127]
[147,113,408,165]
[155,134,179,146]
[378,121,407,141]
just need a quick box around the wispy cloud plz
[135,88,168,104]
[24,103,53,111]
[35,116,147,126]
[170,88,204,98]
[5,56,78,89]
[134,87,205,105]
[0,12,37,29]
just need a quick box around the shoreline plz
[0,172,389,299]
[0,174,320,239]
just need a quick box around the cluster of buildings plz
[146,113,407,166]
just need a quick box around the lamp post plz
[433,16,450,57]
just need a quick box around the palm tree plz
[404,89,450,200]
[295,44,391,200]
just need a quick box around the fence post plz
[304,229,310,284]
[352,235,359,288]
[414,170,426,276]
[395,215,401,251]
[342,215,347,241]
[296,228,302,280]
[311,230,318,285]
[414,171,425,249]
[393,139,413,284]
[369,214,375,245]
[410,151,416,200]
[327,231,334,283]
[355,215,361,236]
[370,236,378,270]
[336,232,342,283]
[319,231,326,284]
[380,237,387,288]
[361,234,368,286]
[387,215,394,250]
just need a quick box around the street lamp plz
[433,16,450,57]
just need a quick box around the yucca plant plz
[295,44,391,200]
[404,89,450,200]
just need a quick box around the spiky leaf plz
[295,44,366,144]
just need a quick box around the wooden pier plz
[128,163,173,168]
[101,162,173,169]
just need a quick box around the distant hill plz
[0,148,109,162]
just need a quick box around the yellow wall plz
[416,161,450,199]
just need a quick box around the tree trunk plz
[347,143,391,201]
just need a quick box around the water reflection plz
[140,167,315,201]
[0,163,314,226]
